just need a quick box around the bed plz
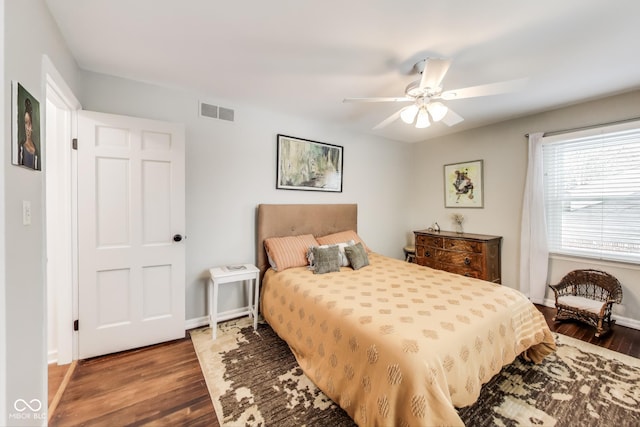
[257,203,556,426]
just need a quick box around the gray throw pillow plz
[344,242,369,270]
[312,245,341,274]
[307,240,355,268]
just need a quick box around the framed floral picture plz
[276,134,343,192]
[443,159,483,208]
[12,81,41,170]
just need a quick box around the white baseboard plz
[48,350,58,365]
[540,298,640,330]
[185,306,253,331]
[185,315,209,330]
[618,316,640,330]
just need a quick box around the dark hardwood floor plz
[48,362,69,408]
[536,304,640,358]
[49,305,639,425]
[49,334,219,427]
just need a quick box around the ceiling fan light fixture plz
[400,105,419,124]
[415,108,431,128]
[427,102,448,122]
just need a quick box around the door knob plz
[173,234,183,242]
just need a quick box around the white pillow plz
[308,240,355,267]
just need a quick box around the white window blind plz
[542,122,640,264]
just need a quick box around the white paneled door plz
[77,111,185,359]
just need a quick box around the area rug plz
[191,318,640,426]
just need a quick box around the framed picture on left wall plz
[12,81,41,170]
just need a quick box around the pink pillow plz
[316,230,370,252]
[264,234,319,271]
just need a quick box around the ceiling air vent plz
[199,101,235,122]
[218,107,235,122]
[200,102,218,119]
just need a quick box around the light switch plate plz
[22,200,31,226]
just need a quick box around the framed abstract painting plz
[444,159,483,208]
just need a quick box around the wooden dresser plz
[413,230,502,283]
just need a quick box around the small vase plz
[455,223,464,234]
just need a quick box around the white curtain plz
[519,132,549,303]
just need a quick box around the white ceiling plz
[45,0,640,143]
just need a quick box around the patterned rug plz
[191,318,640,427]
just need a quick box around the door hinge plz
[73,319,79,331]
[72,138,78,150]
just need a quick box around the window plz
[542,121,640,264]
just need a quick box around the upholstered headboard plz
[256,204,358,279]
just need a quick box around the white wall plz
[3,1,80,424]
[409,89,640,326]
[1,0,7,422]
[79,71,412,321]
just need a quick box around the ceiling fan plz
[343,58,526,130]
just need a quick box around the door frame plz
[44,55,81,363]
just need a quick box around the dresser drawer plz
[416,256,437,269]
[443,264,483,279]
[417,260,482,279]
[416,234,442,248]
[435,249,483,271]
[442,238,484,253]
[415,244,437,259]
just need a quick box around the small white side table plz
[208,264,260,340]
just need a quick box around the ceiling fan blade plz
[419,58,452,89]
[343,97,412,103]
[441,78,528,100]
[441,108,464,127]
[372,108,404,130]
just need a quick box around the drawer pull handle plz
[425,251,431,258]
[464,257,471,265]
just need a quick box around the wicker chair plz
[549,269,623,337]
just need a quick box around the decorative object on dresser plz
[443,159,483,208]
[549,269,623,337]
[414,229,502,283]
[451,212,465,234]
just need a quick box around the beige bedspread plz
[261,253,556,426]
